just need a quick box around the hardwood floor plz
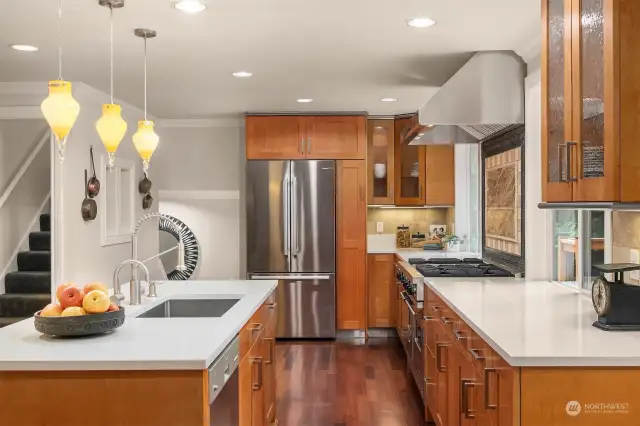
[275,338,425,426]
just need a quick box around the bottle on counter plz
[396,225,411,249]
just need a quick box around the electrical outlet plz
[631,250,640,281]
[376,222,384,234]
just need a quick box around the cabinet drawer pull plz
[436,343,447,372]
[461,379,476,419]
[265,337,275,365]
[251,357,263,390]
[307,138,312,154]
[300,138,305,154]
[566,141,577,182]
[267,302,277,310]
[440,317,453,325]
[469,348,485,361]
[431,305,441,312]
[423,316,434,322]
[453,330,466,341]
[248,323,263,334]
[485,368,498,409]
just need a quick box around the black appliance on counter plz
[592,263,640,331]
[408,257,514,278]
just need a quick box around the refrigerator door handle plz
[250,275,331,280]
[291,176,300,255]
[282,175,290,257]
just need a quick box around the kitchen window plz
[551,209,610,290]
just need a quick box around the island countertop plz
[424,277,640,367]
[0,279,277,371]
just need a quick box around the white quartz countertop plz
[425,278,640,367]
[0,280,277,371]
[367,234,480,259]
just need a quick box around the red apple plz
[83,282,108,296]
[82,290,110,314]
[40,304,63,317]
[59,287,85,310]
[61,307,86,317]
[56,283,75,302]
[107,304,120,312]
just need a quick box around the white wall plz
[0,119,49,293]
[52,83,160,291]
[154,122,245,279]
[524,56,551,280]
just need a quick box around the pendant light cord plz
[110,5,114,104]
[143,36,148,121]
[57,0,63,80]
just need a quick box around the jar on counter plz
[411,232,426,248]
[396,225,411,249]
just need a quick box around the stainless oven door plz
[412,317,425,400]
[401,292,414,353]
[209,336,240,426]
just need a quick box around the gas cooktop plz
[409,258,513,278]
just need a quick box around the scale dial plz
[592,277,612,316]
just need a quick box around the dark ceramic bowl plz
[34,308,125,337]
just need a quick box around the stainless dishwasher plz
[209,335,240,426]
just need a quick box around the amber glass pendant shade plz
[96,104,127,168]
[41,80,80,162]
[132,120,159,174]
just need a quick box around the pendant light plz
[41,0,80,163]
[95,0,127,169]
[132,28,159,176]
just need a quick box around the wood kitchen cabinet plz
[263,315,277,424]
[367,254,396,328]
[367,119,395,204]
[394,116,426,206]
[337,160,367,330]
[246,115,366,160]
[425,145,455,206]
[541,0,640,202]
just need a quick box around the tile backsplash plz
[612,211,640,284]
[367,208,448,236]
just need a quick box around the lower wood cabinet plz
[367,253,396,328]
[240,296,277,426]
[336,160,367,330]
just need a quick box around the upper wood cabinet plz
[394,116,426,206]
[336,160,367,330]
[246,116,304,159]
[246,115,365,160]
[425,145,455,206]
[367,253,396,328]
[542,0,640,202]
[367,119,395,205]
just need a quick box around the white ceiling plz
[0,0,539,119]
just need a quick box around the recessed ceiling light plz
[232,71,253,78]
[173,0,207,14]
[10,44,38,52]
[406,17,436,28]
[381,98,398,102]
[297,98,313,103]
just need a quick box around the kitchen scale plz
[591,263,640,331]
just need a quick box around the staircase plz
[0,214,51,327]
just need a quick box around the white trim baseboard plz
[158,190,241,201]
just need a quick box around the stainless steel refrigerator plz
[246,160,336,338]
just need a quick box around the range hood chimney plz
[406,51,525,145]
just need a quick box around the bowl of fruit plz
[34,283,125,337]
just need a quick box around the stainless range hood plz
[407,51,526,145]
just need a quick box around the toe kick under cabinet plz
[424,286,640,426]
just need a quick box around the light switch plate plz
[631,249,640,281]
[376,222,384,234]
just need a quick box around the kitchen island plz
[423,277,640,426]
[0,279,278,426]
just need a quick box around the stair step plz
[0,294,50,318]
[29,231,51,251]
[17,251,50,272]
[4,271,51,294]
[0,317,27,328]
[40,214,50,232]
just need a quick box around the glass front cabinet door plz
[367,119,395,205]
[542,0,640,202]
[394,116,425,206]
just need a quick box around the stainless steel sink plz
[136,298,240,318]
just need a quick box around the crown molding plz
[156,118,244,128]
